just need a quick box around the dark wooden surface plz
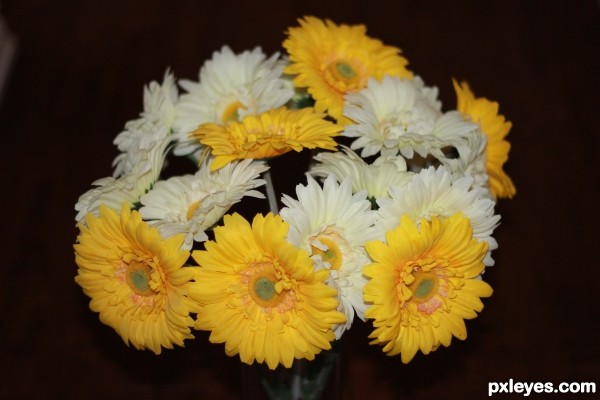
[1,1,599,398]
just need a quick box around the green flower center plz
[408,270,439,304]
[336,62,355,79]
[246,264,297,312]
[414,279,434,299]
[325,58,365,91]
[323,248,336,262]
[131,270,150,292]
[254,277,276,301]
[126,261,153,296]
[311,237,343,270]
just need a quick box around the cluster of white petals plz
[310,146,412,200]
[280,175,379,338]
[173,46,294,156]
[76,137,169,223]
[343,76,443,158]
[139,158,268,250]
[112,72,178,178]
[376,166,500,266]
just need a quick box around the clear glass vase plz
[242,340,343,400]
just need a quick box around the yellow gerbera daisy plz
[190,213,345,370]
[453,80,516,199]
[283,16,413,124]
[74,204,199,354]
[191,107,341,171]
[364,214,492,363]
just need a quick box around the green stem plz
[263,168,279,215]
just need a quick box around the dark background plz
[1,0,599,398]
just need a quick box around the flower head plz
[112,72,177,178]
[192,107,340,170]
[173,46,294,156]
[139,158,269,249]
[284,16,412,124]
[435,118,491,199]
[74,205,199,354]
[310,146,413,201]
[343,76,442,158]
[75,137,169,223]
[190,213,345,369]
[453,80,516,199]
[364,214,492,363]
[280,175,379,338]
[376,166,500,266]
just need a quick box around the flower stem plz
[291,360,303,400]
[262,168,279,215]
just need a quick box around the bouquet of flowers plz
[74,15,515,397]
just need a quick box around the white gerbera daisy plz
[430,110,482,161]
[342,75,442,158]
[112,123,170,178]
[376,166,500,266]
[310,146,413,201]
[280,175,378,338]
[112,72,178,177]
[173,46,294,156]
[139,158,268,250]
[129,70,179,131]
[437,121,492,199]
[76,138,169,223]
[413,75,442,112]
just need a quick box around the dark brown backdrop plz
[1,0,599,399]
